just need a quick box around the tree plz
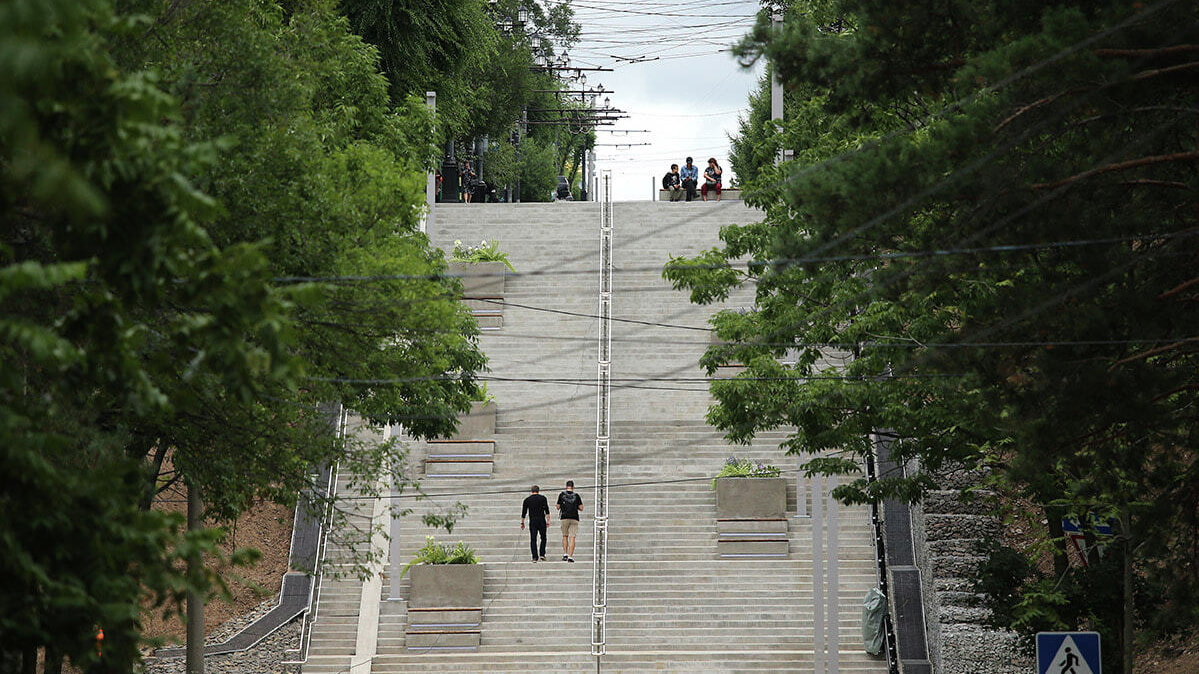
[2,0,487,667]
[517,134,561,202]
[665,0,1198,667]
[339,0,578,142]
[2,0,296,667]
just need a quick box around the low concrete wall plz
[658,188,742,201]
[449,401,496,440]
[408,563,484,608]
[447,261,506,298]
[715,477,787,519]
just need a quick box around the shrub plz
[711,456,781,489]
[472,381,496,405]
[400,536,479,577]
[451,239,516,271]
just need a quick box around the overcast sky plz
[569,1,766,201]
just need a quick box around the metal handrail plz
[866,433,901,674]
[289,404,346,664]
[591,172,613,657]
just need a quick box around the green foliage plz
[1,0,488,664]
[471,382,497,405]
[518,134,561,202]
[451,239,517,272]
[974,537,1130,668]
[670,0,1199,651]
[711,457,782,489]
[340,0,577,142]
[973,538,1039,630]
[420,503,470,534]
[400,536,480,577]
[483,137,518,191]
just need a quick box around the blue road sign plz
[1037,632,1101,674]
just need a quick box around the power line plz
[291,4,1193,434]
[271,230,1199,285]
[307,372,966,386]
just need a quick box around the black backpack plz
[661,172,673,189]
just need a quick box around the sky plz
[567,1,767,201]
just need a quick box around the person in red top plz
[702,157,723,201]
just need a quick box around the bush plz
[400,536,480,577]
[451,239,516,272]
[711,456,781,489]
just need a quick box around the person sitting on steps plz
[662,164,683,202]
[702,157,722,202]
[679,157,699,202]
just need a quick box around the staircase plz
[300,200,891,673]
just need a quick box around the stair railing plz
[287,403,345,665]
[591,171,613,657]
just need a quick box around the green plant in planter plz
[400,536,480,577]
[472,381,497,405]
[451,239,516,272]
[711,456,781,489]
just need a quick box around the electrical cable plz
[272,229,1198,288]
[275,2,1196,442]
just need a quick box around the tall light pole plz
[441,140,459,203]
[771,12,785,165]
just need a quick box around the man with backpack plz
[557,480,583,562]
[661,164,683,201]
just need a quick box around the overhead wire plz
[272,230,1199,286]
[277,2,1190,298]
[290,2,1189,424]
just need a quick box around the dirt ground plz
[1136,631,1199,674]
[141,487,294,645]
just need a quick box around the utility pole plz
[424,92,436,236]
[186,483,204,674]
[514,108,526,203]
[771,12,785,165]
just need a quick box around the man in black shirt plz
[556,480,583,562]
[521,485,550,562]
[661,164,683,201]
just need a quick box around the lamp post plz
[440,139,459,203]
[514,108,525,203]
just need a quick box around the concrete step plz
[299,201,886,674]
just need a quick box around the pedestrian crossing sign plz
[1037,631,1101,674]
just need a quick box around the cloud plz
[572,4,764,200]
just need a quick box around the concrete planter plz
[406,563,484,651]
[715,477,787,519]
[451,401,496,440]
[448,261,506,298]
[408,563,484,609]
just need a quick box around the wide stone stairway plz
[300,200,891,673]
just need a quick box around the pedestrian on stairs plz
[557,480,584,562]
[521,485,550,562]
